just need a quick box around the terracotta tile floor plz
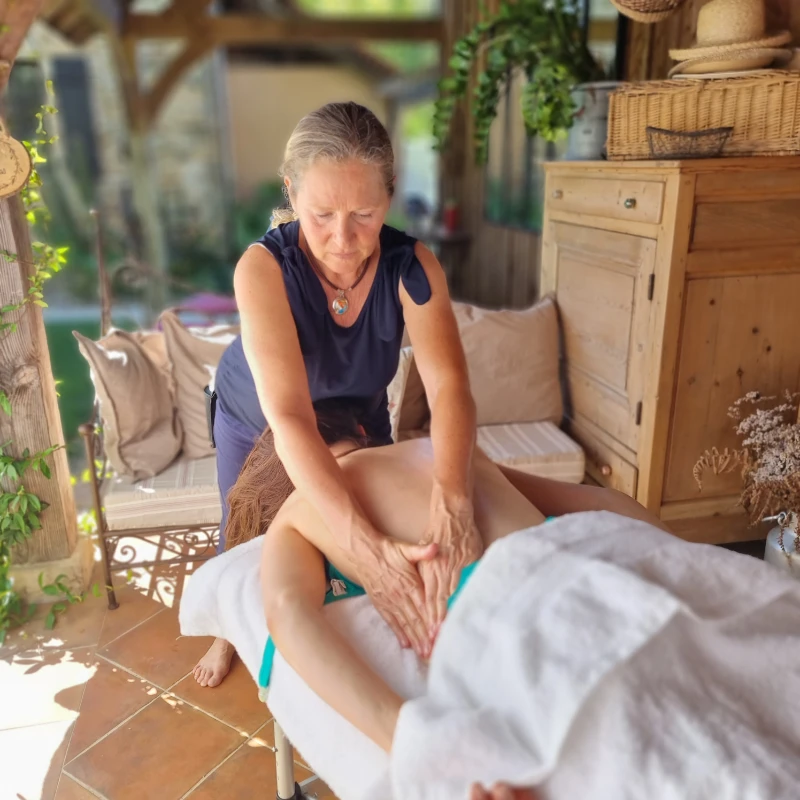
[1,553,338,800]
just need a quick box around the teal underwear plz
[258,518,554,693]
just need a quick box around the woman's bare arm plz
[235,246,432,653]
[401,243,480,630]
[402,244,476,500]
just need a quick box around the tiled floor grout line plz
[62,660,268,770]
[61,768,113,800]
[60,660,196,767]
[91,650,173,691]
[159,677,272,738]
[0,718,76,735]
[178,719,276,799]
[95,605,167,651]
[61,677,166,768]
[60,658,195,767]
[47,675,86,787]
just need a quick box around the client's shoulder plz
[341,436,434,468]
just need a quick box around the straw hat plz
[668,46,792,77]
[609,0,687,24]
[669,0,790,70]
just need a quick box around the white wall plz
[226,63,389,197]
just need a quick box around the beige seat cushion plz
[160,311,240,459]
[104,456,221,531]
[74,329,182,480]
[454,296,563,427]
[477,422,585,484]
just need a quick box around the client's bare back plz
[276,438,546,556]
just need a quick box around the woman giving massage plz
[225,398,669,800]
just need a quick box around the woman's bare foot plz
[470,784,538,800]
[193,638,236,687]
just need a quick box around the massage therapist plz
[194,101,479,687]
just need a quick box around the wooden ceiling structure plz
[0,0,47,92]
[39,0,444,129]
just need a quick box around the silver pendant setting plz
[332,292,349,315]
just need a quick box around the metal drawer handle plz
[623,197,636,209]
[552,189,563,200]
[600,465,613,477]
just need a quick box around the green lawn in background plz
[45,318,136,458]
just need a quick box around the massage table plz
[180,512,800,800]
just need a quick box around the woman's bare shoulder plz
[342,437,433,466]
[234,244,282,292]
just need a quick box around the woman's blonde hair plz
[270,101,394,227]
[224,399,379,550]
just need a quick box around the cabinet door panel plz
[549,222,656,455]
[663,274,800,503]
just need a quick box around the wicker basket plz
[607,72,800,161]
[646,126,733,158]
[609,0,687,23]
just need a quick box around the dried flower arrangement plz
[693,391,800,541]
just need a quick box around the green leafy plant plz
[38,572,103,630]
[433,0,605,164]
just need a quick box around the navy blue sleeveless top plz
[215,221,432,443]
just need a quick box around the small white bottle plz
[763,512,800,580]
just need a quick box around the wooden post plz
[0,0,91,598]
[0,194,79,564]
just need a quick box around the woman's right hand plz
[351,533,438,659]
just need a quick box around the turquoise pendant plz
[332,292,349,315]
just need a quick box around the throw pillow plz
[74,329,182,479]
[397,330,430,432]
[456,295,563,426]
[399,357,429,432]
[160,311,240,459]
[386,347,413,443]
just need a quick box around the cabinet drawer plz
[568,421,638,497]
[547,176,664,225]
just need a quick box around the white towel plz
[180,513,800,800]
[381,512,800,799]
[178,535,423,798]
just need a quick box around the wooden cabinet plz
[541,157,800,545]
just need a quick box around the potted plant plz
[693,391,800,576]
[433,0,611,165]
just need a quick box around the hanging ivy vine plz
[433,0,605,165]
[0,87,98,643]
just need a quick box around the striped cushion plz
[477,422,585,484]
[104,456,221,531]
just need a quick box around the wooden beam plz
[124,13,445,44]
[143,37,214,124]
[0,0,46,92]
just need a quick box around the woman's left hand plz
[418,485,483,640]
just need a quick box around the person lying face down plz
[224,398,667,798]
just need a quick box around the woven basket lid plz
[609,0,686,23]
[668,46,791,77]
[670,0,791,61]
